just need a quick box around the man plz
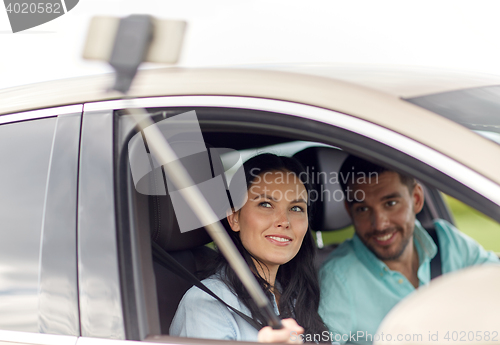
[318,155,499,345]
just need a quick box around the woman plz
[170,154,328,343]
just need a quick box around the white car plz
[0,63,499,345]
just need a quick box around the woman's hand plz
[258,318,304,343]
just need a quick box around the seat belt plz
[420,185,443,280]
[427,228,442,280]
[151,241,263,331]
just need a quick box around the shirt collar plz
[414,219,438,264]
[352,219,437,276]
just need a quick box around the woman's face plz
[227,170,309,273]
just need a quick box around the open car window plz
[442,195,500,254]
[114,104,500,343]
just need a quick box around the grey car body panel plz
[0,117,57,332]
[38,111,82,336]
[78,109,125,339]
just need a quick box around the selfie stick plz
[84,15,283,329]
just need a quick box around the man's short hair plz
[339,155,416,203]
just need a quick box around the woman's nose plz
[275,211,290,228]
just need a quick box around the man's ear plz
[412,183,425,214]
[226,209,240,232]
[344,200,353,219]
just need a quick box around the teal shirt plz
[319,220,499,345]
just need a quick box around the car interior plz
[115,107,486,341]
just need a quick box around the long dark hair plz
[203,153,328,339]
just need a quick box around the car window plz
[0,117,57,332]
[405,85,500,147]
[116,105,500,342]
[443,194,500,254]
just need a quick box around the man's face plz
[345,171,424,261]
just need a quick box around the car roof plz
[231,63,500,98]
[1,64,500,185]
[3,63,500,115]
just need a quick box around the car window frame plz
[78,108,126,339]
[107,96,500,342]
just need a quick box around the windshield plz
[405,85,500,145]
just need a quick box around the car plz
[375,264,500,345]
[0,62,499,345]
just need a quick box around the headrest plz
[293,147,352,231]
[150,193,212,252]
[148,145,232,252]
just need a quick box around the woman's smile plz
[265,234,293,245]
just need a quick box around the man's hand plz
[258,318,304,343]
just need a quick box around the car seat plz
[293,147,352,265]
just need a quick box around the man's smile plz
[370,231,398,246]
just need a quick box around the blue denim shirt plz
[318,220,499,345]
[170,273,280,342]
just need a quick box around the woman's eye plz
[291,205,304,212]
[259,202,272,208]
